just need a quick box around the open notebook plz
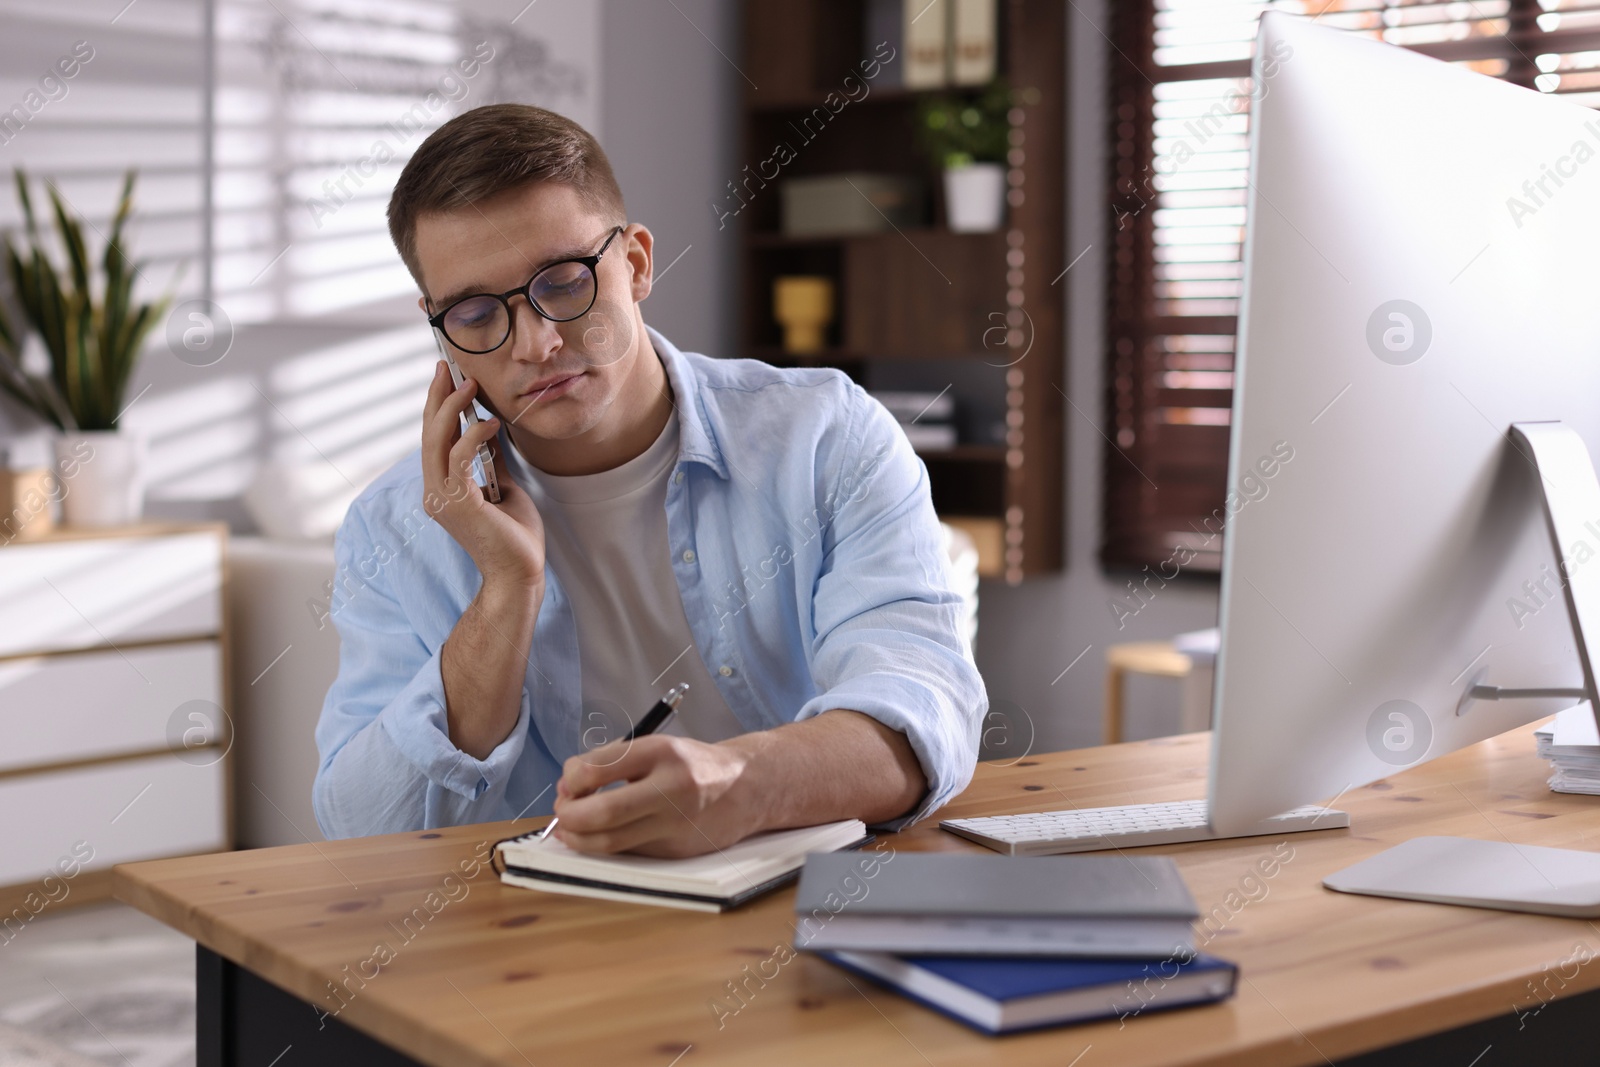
[494,819,871,912]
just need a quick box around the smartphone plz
[432,329,502,503]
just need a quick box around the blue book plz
[816,950,1238,1035]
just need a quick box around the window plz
[1103,0,1600,572]
[0,0,596,512]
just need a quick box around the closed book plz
[781,173,922,237]
[871,389,957,422]
[950,0,997,85]
[496,819,868,913]
[864,0,904,88]
[817,950,1238,1035]
[904,0,948,89]
[794,853,1198,956]
[900,424,959,452]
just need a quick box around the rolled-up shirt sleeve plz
[313,502,529,838]
[795,385,987,829]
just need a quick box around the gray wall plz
[599,0,739,362]
[970,0,1221,754]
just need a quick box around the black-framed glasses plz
[427,225,624,354]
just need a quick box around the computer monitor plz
[1209,13,1600,836]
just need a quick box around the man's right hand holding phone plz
[424,359,547,759]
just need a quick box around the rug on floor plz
[0,1020,102,1067]
[0,978,191,1067]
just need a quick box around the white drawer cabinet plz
[0,531,222,657]
[0,641,224,772]
[0,524,231,908]
[0,754,228,886]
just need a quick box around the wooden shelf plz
[746,345,1018,364]
[739,0,1066,583]
[746,227,1009,249]
[917,444,1006,463]
[747,84,993,113]
[746,231,852,249]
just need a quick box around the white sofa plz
[228,539,340,847]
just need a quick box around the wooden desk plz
[115,722,1600,1067]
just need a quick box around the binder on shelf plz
[951,0,998,85]
[865,0,905,89]
[905,0,949,89]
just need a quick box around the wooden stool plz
[1103,640,1214,744]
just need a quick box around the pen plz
[538,683,689,842]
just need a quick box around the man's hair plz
[387,104,626,292]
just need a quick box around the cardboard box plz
[781,173,923,237]
[0,468,57,542]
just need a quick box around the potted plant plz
[0,170,172,527]
[918,81,1011,233]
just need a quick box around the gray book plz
[793,853,1199,957]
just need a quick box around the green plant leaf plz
[13,169,40,247]
[30,249,68,379]
[0,374,51,429]
[3,169,168,431]
[916,80,1013,170]
[0,354,68,433]
[100,172,135,382]
[47,182,91,304]
[106,171,134,273]
[31,256,82,426]
[0,229,72,431]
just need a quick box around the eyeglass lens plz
[440,259,598,353]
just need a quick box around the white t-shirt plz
[504,408,746,746]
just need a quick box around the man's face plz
[413,182,649,443]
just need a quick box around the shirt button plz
[682,549,696,563]
[719,665,734,677]
[674,469,684,484]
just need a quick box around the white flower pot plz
[943,162,1007,233]
[55,430,146,527]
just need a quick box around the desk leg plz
[197,944,225,1067]
[196,945,422,1067]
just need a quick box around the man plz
[313,103,985,857]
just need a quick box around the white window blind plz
[0,0,599,520]
[214,0,594,323]
[0,0,207,314]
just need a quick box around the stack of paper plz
[1534,703,1600,795]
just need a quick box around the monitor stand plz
[1323,421,1600,915]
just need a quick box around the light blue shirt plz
[312,327,986,839]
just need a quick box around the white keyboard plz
[940,799,1349,856]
